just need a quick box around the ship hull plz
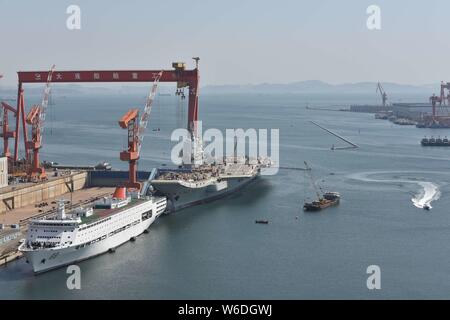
[152,175,258,212]
[421,141,450,146]
[303,199,339,212]
[20,202,163,274]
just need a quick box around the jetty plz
[310,121,359,149]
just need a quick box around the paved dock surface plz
[0,186,115,225]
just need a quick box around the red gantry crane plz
[25,65,55,181]
[13,59,200,177]
[119,71,163,190]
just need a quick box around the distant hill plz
[201,80,436,94]
[0,81,438,98]
[0,84,174,98]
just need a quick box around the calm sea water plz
[2,92,450,299]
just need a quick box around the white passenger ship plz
[19,186,167,273]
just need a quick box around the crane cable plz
[137,71,163,154]
[38,64,56,144]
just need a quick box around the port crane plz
[119,71,163,190]
[0,74,15,158]
[428,82,450,121]
[376,82,388,107]
[25,65,55,181]
[0,102,17,158]
[438,82,450,105]
[0,74,27,176]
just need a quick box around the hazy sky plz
[1,0,450,86]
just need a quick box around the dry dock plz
[0,171,89,214]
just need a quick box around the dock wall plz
[0,170,156,215]
[88,170,152,187]
[0,172,88,214]
[349,105,391,113]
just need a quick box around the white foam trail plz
[411,182,440,209]
[349,171,440,209]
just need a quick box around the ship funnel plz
[113,186,127,199]
[57,199,66,220]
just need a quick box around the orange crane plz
[0,74,25,176]
[25,65,55,181]
[119,71,163,190]
[0,74,17,159]
[376,82,388,107]
[0,102,17,158]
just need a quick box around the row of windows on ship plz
[28,210,153,249]
[75,209,153,246]
[32,222,76,227]
[30,213,145,239]
[75,218,142,249]
[79,212,144,235]
[78,206,147,231]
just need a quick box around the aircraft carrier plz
[150,156,272,212]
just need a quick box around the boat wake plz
[349,171,441,209]
[411,182,440,209]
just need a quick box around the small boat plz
[423,204,431,211]
[255,220,269,224]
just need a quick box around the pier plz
[310,121,359,149]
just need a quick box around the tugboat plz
[302,161,340,212]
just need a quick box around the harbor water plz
[2,92,450,299]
